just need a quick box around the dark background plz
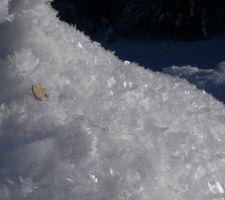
[52,0,225,41]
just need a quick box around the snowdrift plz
[164,63,225,104]
[0,0,225,199]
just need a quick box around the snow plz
[164,62,225,104]
[0,0,225,200]
[97,36,225,71]
[0,0,8,22]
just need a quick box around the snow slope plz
[0,0,225,199]
[164,63,225,104]
[96,36,225,71]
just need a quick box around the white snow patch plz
[0,1,225,200]
[0,0,9,22]
[164,62,225,104]
[208,181,224,194]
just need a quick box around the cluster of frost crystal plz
[164,62,225,104]
[0,0,225,200]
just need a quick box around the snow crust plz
[0,0,225,199]
[164,62,225,104]
[0,0,9,23]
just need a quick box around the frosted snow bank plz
[0,0,225,200]
[0,0,9,23]
[164,62,225,104]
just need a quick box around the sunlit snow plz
[0,0,225,200]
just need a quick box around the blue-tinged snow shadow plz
[95,36,225,72]
[163,64,225,105]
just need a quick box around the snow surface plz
[164,63,225,104]
[0,0,225,199]
[0,0,9,23]
[97,36,225,71]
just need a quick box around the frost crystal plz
[20,177,37,197]
[0,0,225,200]
[208,181,224,194]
